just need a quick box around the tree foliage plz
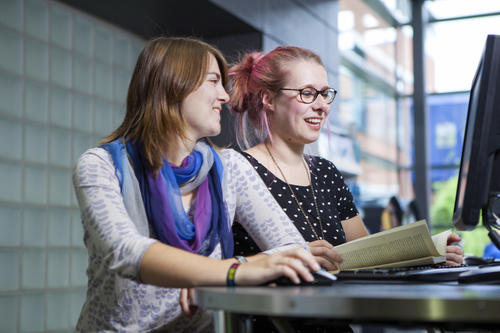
[430,176,490,256]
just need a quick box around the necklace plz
[264,143,325,240]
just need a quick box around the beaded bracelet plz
[226,262,241,287]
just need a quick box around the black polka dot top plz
[233,151,359,256]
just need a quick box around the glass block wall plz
[0,0,144,331]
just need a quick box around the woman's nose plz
[313,95,329,112]
[219,86,230,103]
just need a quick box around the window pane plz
[428,93,469,167]
[398,97,413,169]
[398,169,414,203]
[396,25,413,95]
[426,15,500,93]
[425,0,500,20]
[339,0,398,86]
[338,66,399,201]
[430,169,458,229]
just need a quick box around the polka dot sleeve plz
[313,157,359,222]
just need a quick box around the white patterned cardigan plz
[72,147,307,332]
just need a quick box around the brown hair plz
[228,46,323,148]
[102,36,228,172]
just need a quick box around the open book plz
[334,220,450,270]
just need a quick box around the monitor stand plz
[484,194,500,249]
[460,196,500,284]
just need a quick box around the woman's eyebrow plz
[301,84,330,90]
[207,72,221,79]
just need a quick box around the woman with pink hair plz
[228,44,463,333]
[229,45,463,267]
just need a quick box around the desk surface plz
[195,282,500,326]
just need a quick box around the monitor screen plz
[453,34,500,231]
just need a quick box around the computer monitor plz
[452,35,500,249]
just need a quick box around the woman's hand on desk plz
[445,233,464,266]
[308,240,343,271]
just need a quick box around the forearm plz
[140,243,273,287]
[139,242,238,288]
[342,215,369,242]
[245,253,267,262]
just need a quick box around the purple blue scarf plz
[102,139,233,258]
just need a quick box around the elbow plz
[108,238,157,281]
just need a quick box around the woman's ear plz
[261,91,275,112]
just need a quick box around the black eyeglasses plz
[279,87,337,104]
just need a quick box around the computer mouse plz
[269,270,337,286]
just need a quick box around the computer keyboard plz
[336,265,477,282]
[458,264,500,284]
[267,265,500,286]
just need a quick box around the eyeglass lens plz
[300,88,336,104]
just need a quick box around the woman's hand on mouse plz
[235,247,320,286]
[180,247,320,317]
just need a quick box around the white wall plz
[0,0,143,331]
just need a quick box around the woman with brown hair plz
[73,37,319,332]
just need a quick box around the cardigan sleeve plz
[220,149,308,254]
[72,148,156,281]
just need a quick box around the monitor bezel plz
[452,34,500,231]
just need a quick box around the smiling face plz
[266,60,330,145]
[181,53,229,142]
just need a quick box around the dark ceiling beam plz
[55,0,259,40]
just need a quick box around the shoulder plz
[219,147,240,159]
[73,147,116,185]
[219,148,266,185]
[219,148,251,167]
[75,147,113,171]
[307,155,334,167]
[219,149,251,179]
[221,148,274,176]
[306,155,343,178]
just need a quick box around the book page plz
[431,229,452,256]
[335,220,444,270]
[363,255,446,269]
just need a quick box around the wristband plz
[226,262,241,287]
[234,255,248,263]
